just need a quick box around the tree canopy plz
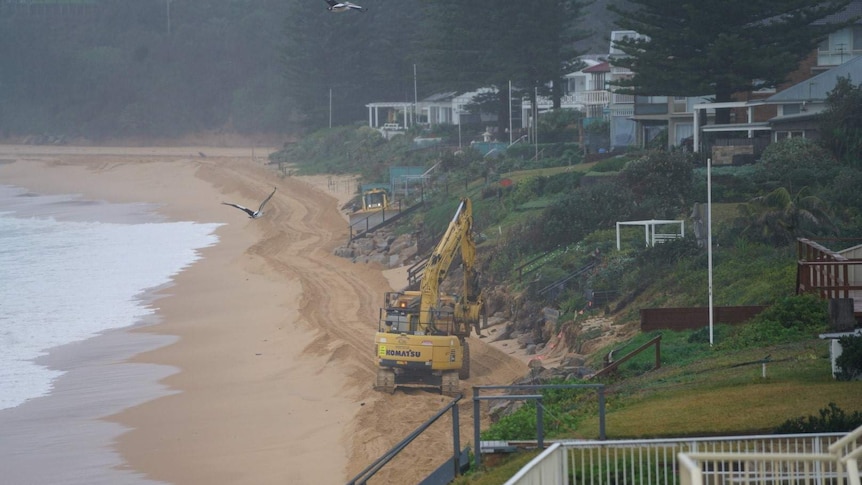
[418,0,591,132]
[819,76,862,166]
[280,0,424,129]
[609,0,856,123]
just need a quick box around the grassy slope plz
[455,337,861,484]
[579,340,861,438]
[452,163,861,484]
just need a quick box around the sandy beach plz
[0,145,528,484]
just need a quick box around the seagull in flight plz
[323,0,366,12]
[222,186,277,219]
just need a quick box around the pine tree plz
[819,76,862,166]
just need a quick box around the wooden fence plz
[640,306,768,332]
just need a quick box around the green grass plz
[454,336,862,484]
[452,450,541,485]
[579,338,861,438]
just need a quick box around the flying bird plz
[222,186,277,219]
[323,0,366,12]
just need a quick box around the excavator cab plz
[361,188,389,211]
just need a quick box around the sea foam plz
[0,185,222,410]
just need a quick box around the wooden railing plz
[589,334,662,379]
[796,238,862,316]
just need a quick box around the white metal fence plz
[679,425,862,485]
[504,429,862,485]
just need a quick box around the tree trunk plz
[714,84,733,124]
[553,75,562,110]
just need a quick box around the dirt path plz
[1,145,529,483]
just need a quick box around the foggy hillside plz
[0,0,626,141]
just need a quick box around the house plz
[768,54,862,142]
[521,31,640,150]
[365,88,499,139]
[686,2,862,159]
[691,50,862,164]
[813,0,862,68]
[364,3,861,153]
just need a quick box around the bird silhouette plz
[222,186,277,219]
[323,0,366,12]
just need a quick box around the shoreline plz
[0,145,529,484]
[0,147,369,483]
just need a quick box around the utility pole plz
[534,86,538,160]
[413,64,418,127]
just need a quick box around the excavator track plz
[440,370,460,397]
[374,368,396,394]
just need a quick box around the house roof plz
[811,0,862,24]
[767,54,862,102]
[564,58,603,78]
[422,91,458,103]
[768,112,822,125]
[583,61,610,73]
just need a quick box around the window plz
[782,104,802,115]
[775,131,805,142]
[854,26,862,51]
[674,123,693,146]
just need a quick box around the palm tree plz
[735,187,835,246]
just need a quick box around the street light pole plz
[166,0,172,35]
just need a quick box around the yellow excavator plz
[373,197,485,396]
[359,187,389,212]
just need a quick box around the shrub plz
[591,156,630,173]
[774,402,862,433]
[752,293,828,331]
[720,294,828,349]
[757,138,839,190]
[541,181,635,250]
[835,335,862,381]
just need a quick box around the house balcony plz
[562,90,610,106]
[613,93,635,104]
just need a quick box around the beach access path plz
[0,145,528,484]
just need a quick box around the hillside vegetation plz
[274,109,862,479]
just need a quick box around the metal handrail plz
[346,394,464,485]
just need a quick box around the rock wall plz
[333,228,419,268]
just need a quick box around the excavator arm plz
[418,198,475,334]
